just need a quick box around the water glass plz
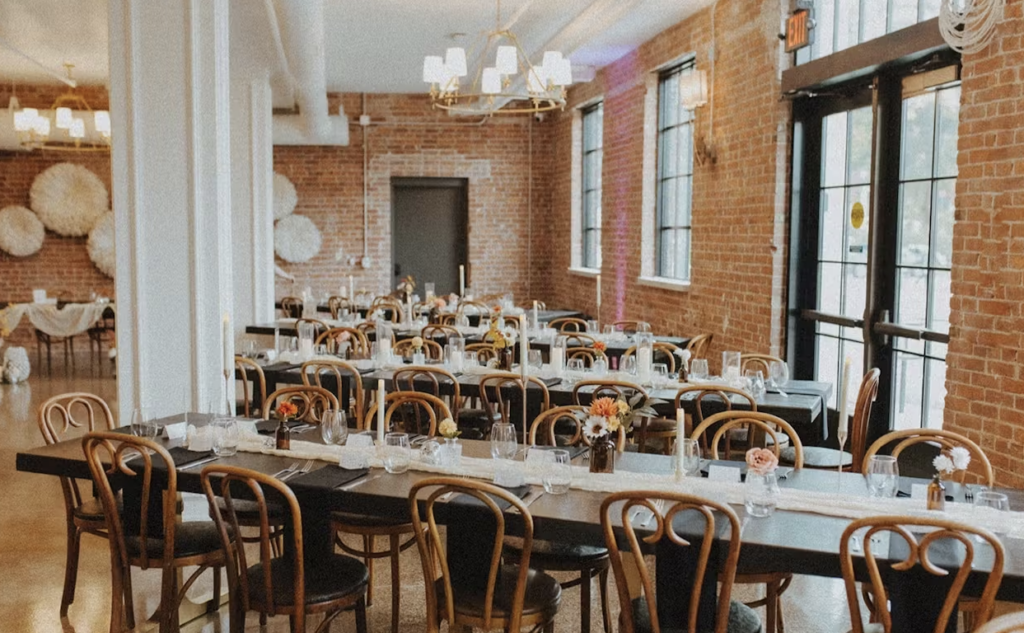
[678,438,702,476]
[464,351,479,367]
[973,491,1010,538]
[621,355,637,376]
[768,360,790,389]
[865,455,899,498]
[320,410,348,445]
[131,408,158,439]
[383,433,411,473]
[565,358,586,384]
[722,351,742,382]
[587,319,600,333]
[490,423,518,460]
[212,418,239,457]
[528,349,543,371]
[603,325,615,336]
[542,449,572,494]
[745,370,766,400]
[242,339,258,358]
[652,363,670,386]
[690,359,710,380]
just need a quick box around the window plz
[656,63,695,281]
[581,103,603,269]
[796,0,941,64]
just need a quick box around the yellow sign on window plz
[851,202,865,229]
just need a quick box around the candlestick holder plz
[836,431,848,489]
[223,369,232,416]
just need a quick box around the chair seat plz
[246,553,368,607]
[503,538,609,570]
[213,497,284,524]
[631,595,762,633]
[645,418,678,433]
[780,445,852,468]
[125,521,228,560]
[437,564,561,620]
[331,511,412,529]
[73,497,108,522]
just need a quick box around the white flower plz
[933,454,955,475]
[949,446,971,471]
[583,415,609,440]
[274,214,322,264]
[438,418,459,439]
[30,163,108,236]
[0,206,45,257]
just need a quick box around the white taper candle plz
[837,356,851,439]
[675,408,685,479]
[459,265,465,296]
[520,314,528,379]
[377,379,386,445]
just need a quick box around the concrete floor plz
[0,354,866,633]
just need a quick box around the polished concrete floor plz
[0,355,867,632]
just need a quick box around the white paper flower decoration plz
[0,206,45,257]
[273,172,298,220]
[87,212,116,278]
[274,214,322,263]
[30,163,109,236]
[2,346,31,384]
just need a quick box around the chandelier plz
[11,64,111,151]
[421,0,573,116]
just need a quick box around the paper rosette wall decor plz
[273,172,298,220]
[274,214,322,263]
[0,206,45,257]
[30,163,109,236]
[87,212,116,278]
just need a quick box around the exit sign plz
[785,9,811,53]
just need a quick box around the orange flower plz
[589,397,620,419]
[276,401,298,420]
[593,341,607,355]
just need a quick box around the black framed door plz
[391,178,468,297]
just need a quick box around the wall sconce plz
[679,69,716,166]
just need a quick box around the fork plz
[279,460,315,481]
[273,461,301,480]
[964,484,975,504]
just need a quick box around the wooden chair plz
[280,296,302,318]
[38,393,117,622]
[394,337,443,361]
[438,314,458,326]
[316,327,370,358]
[564,332,598,347]
[780,368,880,472]
[330,393,451,633]
[392,366,465,428]
[301,359,365,424]
[530,300,547,310]
[686,333,713,360]
[600,491,762,633]
[87,311,116,363]
[363,391,449,437]
[691,410,803,633]
[550,317,589,332]
[83,433,228,633]
[466,342,498,364]
[235,356,267,417]
[296,317,330,338]
[622,342,680,373]
[479,373,552,428]
[456,300,490,316]
[840,516,1005,633]
[529,405,626,452]
[263,386,339,425]
[200,465,369,633]
[611,320,649,334]
[862,428,994,486]
[421,324,461,346]
[568,347,597,368]
[327,295,352,319]
[369,298,403,323]
[974,611,1024,633]
[739,353,783,376]
[674,385,756,456]
[409,477,562,632]
[355,321,395,345]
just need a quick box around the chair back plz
[439,314,457,326]
[622,342,679,373]
[421,324,462,347]
[465,342,498,363]
[840,516,1005,633]
[364,391,451,436]
[280,296,301,318]
[567,347,597,367]
[529,405,625,451]
[973,611,1024,633]
[327,295,351,319]
[530,300,547,310]
[673,385,756,440]
[611,320,649,334]
[479,373,551,425]
[409,477,537,632]
[296,317,329,338]
[394,338,443,361]
[739,353,783,376]
[862,428,993,486]
[549,317,589,332]
[355,321,395,344]
[264,386,339,424]
[393,366,461,422]
[235,357,268,417]
[572,379,649,406]
[200,466,306,621]
[456,300,490,316]
[369,297,403,323]
[600,491,742,633]
[685,333,713,360]
[39,393,115,516]
[301,360,365,423]
[848,368,880,473]
[691,411,803,468]
[563,332,597,347]
[82,433,180,569]
[316,327,370,358]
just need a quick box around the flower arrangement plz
[411,336,424,352]
[746,448,779,476]
[580,394,662,440]
[439,417,460,439]
[367,308,385,322]
[593,341,607,358]
[397,275,416,295]
[933,446,971,477]
[331,330,352,343]
[276,401,298,422]
[485,319,518,350]
[433,297,447,310]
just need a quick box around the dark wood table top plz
[253,309,588,335]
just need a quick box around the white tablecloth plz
[0,302,113,338]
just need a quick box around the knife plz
[179,455,219,470]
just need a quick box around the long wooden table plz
[15,426,1024,632]
[251,309,587,336]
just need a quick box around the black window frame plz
[581,101,604,270]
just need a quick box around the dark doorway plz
[391,178,468,297]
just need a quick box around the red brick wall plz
[0,85,113,345]
[536,0,791,363]
[945,0,1024,487]
[273,93,543,303]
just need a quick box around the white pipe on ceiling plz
[269,0,332,141]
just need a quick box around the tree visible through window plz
[581,102,603,269]
[656,62,695,281]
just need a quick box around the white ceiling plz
[0,0,713,92]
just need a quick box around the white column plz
[109,0,234,421]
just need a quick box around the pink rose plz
[745,448,778,476]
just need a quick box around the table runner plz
[0,302,113,338]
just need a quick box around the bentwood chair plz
[327,295,352,319]
[479,373,552,430]
[421,324,462,347]
[564,332,598,348]
[296,318,330,338]
[280,296,302,319]
[466,342,499,364]
[840,516,1005,633]
[568,347,598,367]
[356,321,396,345]
[438,314,458,326]
[600,491,762,633]
[622,342,680,373]
[316,327,370,358]
[235,356,267,418]
[409,477,562,632]
[780,368,880,472]
[392,366,466,429]
[611,320,650,334]
[862,428,994,487]
[35,327,76,373]
[530,300,548,310]
[264,386,339,425]
[975,611,1024,633]
[691,411,804,633]
[739,354,783,376]
[301,359,366,424]
[200,466,369,633]
[83,433,228,633]
[394,337,443,361]
[674,385,757,455]
[39,393,118,622]
[456,300,490,317]
[330,394,451,633]
[550,317,589,332]
[370,297,403,323]
[685,333,714,360]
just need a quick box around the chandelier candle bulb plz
[496,45,518,74]
[482,68,501,95]
[445,47,467,77]
[94,110,111,136]
[377,379,386,446]
[55,107,73,130]
[69,118,85,139]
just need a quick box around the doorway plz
[391,178,468,297]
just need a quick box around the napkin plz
[287,465,368,490]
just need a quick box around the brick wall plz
[944,0,1024,487]
[0,85,113,346]
[536,0,791,363]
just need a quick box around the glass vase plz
[441,437,462,470]
[589,435,616,474]
[497,347,514,371]
[744,471,780,517]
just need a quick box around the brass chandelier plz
[12,64,111,152]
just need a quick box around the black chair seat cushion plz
[74,496,117,522]
[246,553,368,607]
[437,564,561,620]
[125,521,228,560]
[644,418,679,433]
[780,445,852,468]
[503,537,609,570]
[213,497,285,523]
[331,511,412,529]
[631,595,763,633]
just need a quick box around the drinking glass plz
[603,325,615,336]
[587,319,600,333]
[678,438,702,476]
[722,351,742,382]
[131,408,157,439]
[565,358,586,385]
[243,339,258,359]
[768,360,790,389]
[542,449,572,494]
[321,410,349,445]
[745,370,766,400]
[490,423,518,461]
[212,418,238,457]
[464,351,479,367]
[383,433,411,474]
[690,359,710,381]
[865,455,899,498]
[528,349,543,371]
[652,363,670,386]
[974,491,1010,538]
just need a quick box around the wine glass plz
[745,370,766,400]
[652,363,670,386]
[528,349,543,371]
[490,422,518,461]
[865,455,899,498]
[973,491,1010,539]
[621,356,637,376]
[212,418,238,456]
[768,360,790,389]
[565,358,586,385]
[383,433,411,473]
[131,408,157,439]
[678,438,702,476]
[321,410,348,445]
